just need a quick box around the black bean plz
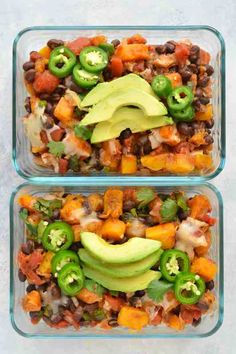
[51,313,63,324]
[111,39,120,47]
[205,119,214,129]
[181,70,192,83]
[135,290,145,297]
[197,302,209,311]
[18,269,26,282]
[64,75,84,93]
[205,135,214,145]
[24,97,31,113]
[192,317,202,327]
[169,65,179,73]
[39,93,50,101]
[37,282,48,292]
[165,41,176,54]
[43,114,54,129]
[54,85,66,96]
[84,303,98,314]
[178,209,189,221]
[199,96,210,105]
[129,296,140,307]
[69,241,82,252]
[198,76,210,87]
[171,305,181,316]
[143,141,152,155]
[47,39,64,50]
[58,305,67,315]
[190,121,206,130]
[51,285,61,299]
[80,320,90,327]
[119,292,127,300]
[177,122,194,136]
[108,318,119,327]
[69,298,76,313]
[23,61,35,71]
[188,64,198,74]
[193,99,201,112]
[51,209,60,220]
[189,45,200,63]
[21,240,34,255]
[145,215,156,226]
[195,88,203,97]
[205,64,214,76]
[103,67,112,81]
[24,69,36,83]
[45,102,54,115]
[50,93,61,102]
[26,284,36,293]
[206,280,215,290]
[119,128,132,141]
[155,44,166,54]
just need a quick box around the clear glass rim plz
[12,25,226,183]
[9,181,224,338]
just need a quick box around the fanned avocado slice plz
[91,107,173,143]
[80,232,162,264]
[81,73,156,107]
[79,248,163,278]
[82,265,161,292]
[79,88,167,126]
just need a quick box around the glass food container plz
[12,26,225,183]
[10,182,224,338]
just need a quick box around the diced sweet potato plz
[22,290,41,312]
[18,194,37,211]
[195,104,213,121]
[71,224,81,242]
[194,153,213,170]
[90,35,107,46]
[37,251,54,277]
[115,43,150,61]
[121,154,137,174]
[164,72,182,88]
[88,194,104,212]
[118,306,149,331]
[166,154,195,174]
[127,34,147,44]
[38,46,51,59]
[101,218,126,240]
[166,314,185,331]
[35,57,47,73]
[188,194,212,219]
[189,131,207,146]
[190,257,217,281]
[141,154,168,171]
[77,288,102,304]
[145,223,176,249]
[100,189,123,219]
[60,198,84,224]
[54,96,75,125]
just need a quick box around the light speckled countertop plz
[0,0,235,353]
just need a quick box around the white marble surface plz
[0,0,235,353]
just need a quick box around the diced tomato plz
[33,70,59,94]
[40,130,49,145]
[49,320,70,329]
[180,305,201,324]
[198,214,216,226]
[50,128,65,142]
[66,37,91,55]
[58,158,69,174]
[199,49,211,65]
[175,43,190,67]
[110,56,124,77]
[18,250,46,285]
[104,294,124,312]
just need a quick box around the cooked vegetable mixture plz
[22,34,214,175]
[17,188,217,331]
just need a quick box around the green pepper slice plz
[169,105,195,122]
[79,46,108,73]
[42,221,74,252]
[58,262,84,296]
[167,86,193,111]
[151,75,172,98]
[49,46,76,78]
[174,272,205,305]
[51,250,79,276]
[160,249,190,282]
[72,63,99,88]
[98,43,115,56]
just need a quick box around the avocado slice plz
[82,265,161,292]
[79,88,167,126]
[91,107,173,143]
[79,248,163,278]
[80,232,162,264]
[81,73,156,107]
